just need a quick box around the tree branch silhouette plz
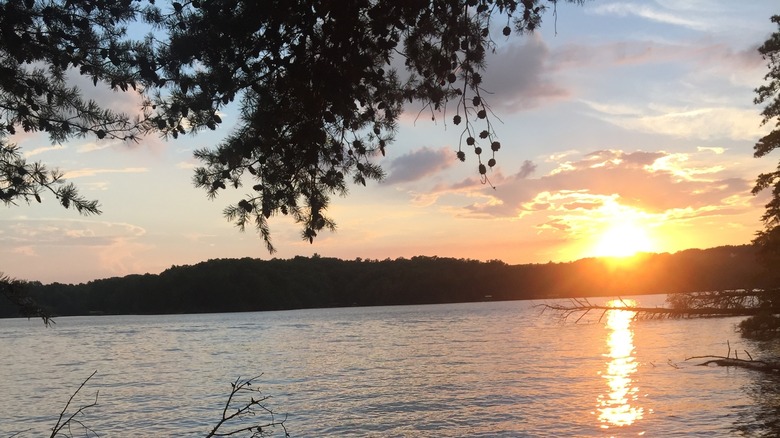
[205,375,288,438]
[0,273,52,326]
[6,372,291,437]
[49,370,99,438]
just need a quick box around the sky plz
[2,0,778,284]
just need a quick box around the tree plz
[754,15,780,270]
[168,0,584,251]
[741,14,780,337]
[1,144,101,213]
[0,0,165,321]
[0,0,160,214]
[0,272,52,325]
[1,0,583,252]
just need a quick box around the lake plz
[1,296,779,437]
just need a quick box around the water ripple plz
[0,298,776,437]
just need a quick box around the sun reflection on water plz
[597,299,644,429]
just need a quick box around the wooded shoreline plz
[1,244,774,318]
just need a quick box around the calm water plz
[1,297,779,437]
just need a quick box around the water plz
[1,296,779,437]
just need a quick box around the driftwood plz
[540,296,780,375]
[688,356,780,373]
[536,297,763,325]
[686,342,780,375]
[539,290,780,323]
[539,300,760,322]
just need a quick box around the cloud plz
[0,218,154,281]
[578,100,645,117]
[619,150,667,166]
[552,39,762,73]
[516,160,537,179]
[63,167,148,179]
[396,35,570,123]
[77,140,124,153]
[416,149,754,232]
[23,145,66,158]
[97,237,155,278]
[176,161,197,170]
[482,35,570,112]
[66,68,147,118]
[183,232,219,244]
[12,246,38,257]
[0,218,146,244]
[582,102,766,141]
[590,2,710,31]
[382,147,456,185]
[82,181,111,191]
[697,146,726,155]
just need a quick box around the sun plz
[592,222,655,258]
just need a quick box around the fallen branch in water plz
[537,297,753,323]
[687,356,780,373]
[686,341,780,374]
[541,297,780,375]
[538,290,780,323]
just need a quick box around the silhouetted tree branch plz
[1,0,587,251]
[754,15,780,273]
[0,143,100,215]
[49,370,99,438]
[0,273,52,326]
[206,375,288,438]
[7,373,289,437]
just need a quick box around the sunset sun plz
[592,222,656,258]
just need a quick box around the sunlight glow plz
[597,299,644,429]
[592,222,655,258]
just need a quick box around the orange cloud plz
[411,149,755,235]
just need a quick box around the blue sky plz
[2,1,778,283]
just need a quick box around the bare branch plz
[686,355,780,373]
[50,370,99,438]
[538,289,780,324]
[206,375,289,438]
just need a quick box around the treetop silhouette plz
[0,0,582,249]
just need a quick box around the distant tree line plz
[1,245,774,319]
